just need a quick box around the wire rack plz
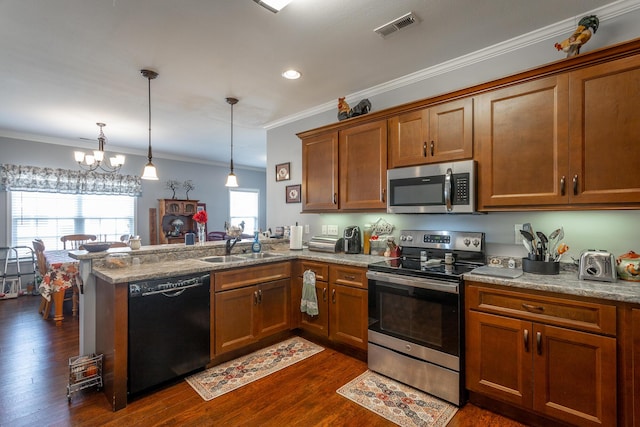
[67,353,103,403]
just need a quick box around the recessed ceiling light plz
[254,0,293,13]
[282,69,301,80]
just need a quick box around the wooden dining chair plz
[60,234,97,250]
[33,239,78,320]
[109,242,128,248]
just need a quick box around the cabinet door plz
[429,97,473,162]
[476,75,570,209]
[214,286,257,355]
[388,109,429,168]
[568,56,640,204]
[633,308,640,427]
[299,280,329,337]
[329,283,368,350]
[257,279,290,337]
[533,324,617,427]
[301,132,339,211]
[339,120,388,210]
[466,311,533,407]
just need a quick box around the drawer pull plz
[258,289,262,304]
[332,289,336,303]
[522,303,544,312]
[344,275,356,281]
[322,287,327,302]
[524,329,529,352]
[536,332,542,355]
[254,291,259,305]
[422,141,427,157]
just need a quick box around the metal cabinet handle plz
[522,303,544,312]
[254,291,258,305]
[560,176,566,196]
[423,141,427,157]
[333,193,337,205]
[322,287,327,302]
[258,289,262,304]
[536,332,542,355]
[430,141,434,156]
[344,275,355,281]
[573,174,578,195]
[381,188,386,203]
[332,289,336,303]
[524,329,529,352]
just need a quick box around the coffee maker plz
[343,225,361,254]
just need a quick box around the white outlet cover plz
[327,225,338,236]
[321,225,327,235]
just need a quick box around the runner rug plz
[186,337,323,401]
[337,370,458,427]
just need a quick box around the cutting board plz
[470,265,523,279]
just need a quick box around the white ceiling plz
[0,0,617,169]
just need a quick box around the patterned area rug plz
[337,370,458,427]
[186,337,323,401]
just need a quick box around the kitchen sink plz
[237,252,283,259]
[201,255,244,263]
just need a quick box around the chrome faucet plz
[225,237,241,255]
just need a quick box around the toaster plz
[578,250,617,282]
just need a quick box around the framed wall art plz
[275,162,290,182]
[286,184,301,203]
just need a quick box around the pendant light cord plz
[147,75,152,162]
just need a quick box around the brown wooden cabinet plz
[476,76,570,209]
[294,261,368,351]
[477,54,640,210]
[213,262,291,355]
[567,55,640,205]
[466,283,617,427]
[388,97,473,168]
[301,119,387,212]
[157,199,199,244]
[632,307,640,427]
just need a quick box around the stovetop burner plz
[367,230,486,280]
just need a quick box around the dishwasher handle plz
[140,282,203,297]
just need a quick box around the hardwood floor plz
[0,296,526,426]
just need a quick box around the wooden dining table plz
[39,249,82,325]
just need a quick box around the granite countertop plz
[89,246,387,284]
[465,268,640,304]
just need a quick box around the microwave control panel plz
[453,173,470,205]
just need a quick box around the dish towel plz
[300,270,319,316]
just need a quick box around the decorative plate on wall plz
[286,184,301,203]
[276,162,290,182]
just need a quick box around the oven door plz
[367,270,461,358]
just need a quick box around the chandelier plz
[74,123,125,173]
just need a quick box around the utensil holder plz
[522,258,560,275]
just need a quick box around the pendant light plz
[140,69,159,180]
[225,97,239,187]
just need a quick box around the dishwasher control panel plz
[129,274,209,297]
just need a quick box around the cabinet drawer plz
[466,283,616,336]
[330,265,367,289]
[297,260,329,282]
[214,262,291,292]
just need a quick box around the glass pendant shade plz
[225,172,238,187]
[141,161,159,180]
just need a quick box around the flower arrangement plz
[193,210,208,224]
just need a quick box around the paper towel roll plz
[290,225,303,250]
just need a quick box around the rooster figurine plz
[555,15,599,58]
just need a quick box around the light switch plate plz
[514,224,524,244]
[304,224,310,234]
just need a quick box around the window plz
[10,191,136,250]
[229,189,259,235]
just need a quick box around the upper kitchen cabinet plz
[388,97,473,168]
[568,55,640,205]
[301,132,339,211]
[476,75,570,209]
[300,119,387,212]
[338,120,387,211]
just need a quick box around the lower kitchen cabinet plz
[466,282,617,427]
[213,262,290,355]
[633,308,640,427]
[295,261,368,351]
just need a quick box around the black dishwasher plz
[128,273,210,396]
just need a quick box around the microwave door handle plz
[444,168,453,212]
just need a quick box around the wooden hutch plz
[157,199,199,244]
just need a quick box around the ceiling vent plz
[374,12,419,37]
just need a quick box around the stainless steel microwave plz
[387,160,476,214]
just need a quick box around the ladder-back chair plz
[60,234,97,250]
[33,239,78,320]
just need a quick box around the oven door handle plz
[366,270,459,294]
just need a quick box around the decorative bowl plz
[82,242,111,252]
[616,251,640,281]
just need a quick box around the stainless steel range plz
[366,230,485,406]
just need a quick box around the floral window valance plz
[1,164,142,196]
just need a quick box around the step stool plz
[1,246,37,298]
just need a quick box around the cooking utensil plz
[522,238,533,255]
[536,231,548,261]
[520,230,537,259]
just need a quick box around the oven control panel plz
[399,230,484,252]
